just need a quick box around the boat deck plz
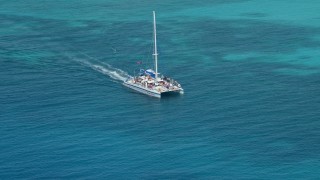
[123,77,183,98]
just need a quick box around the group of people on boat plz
[131,70,180,92]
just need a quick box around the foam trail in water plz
[65,49,132,82]
[77,59,131,82]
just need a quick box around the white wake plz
[79,59,131,82]
[65,50,132,82]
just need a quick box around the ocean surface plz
[1,0,320,179]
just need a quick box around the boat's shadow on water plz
[161,92,183,99]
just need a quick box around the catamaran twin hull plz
[123,81,183,98]
[123,11,183,98]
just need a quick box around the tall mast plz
[153,11,158,79]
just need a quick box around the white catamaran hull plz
[123,82,161,98]
[123,81,183,98]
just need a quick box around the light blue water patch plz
[224,52,265,61]
[224,48,320,75]
[276,48,320,67]
[170,0,320,27]
[274,68,319,76]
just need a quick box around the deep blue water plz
[1,0,320,179]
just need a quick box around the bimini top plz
[145,69,157,78]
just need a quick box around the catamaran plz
[123,11,183,98]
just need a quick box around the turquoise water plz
[1,0,320,179]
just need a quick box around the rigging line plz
[145,40,152,68]
[142,32,154,70]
